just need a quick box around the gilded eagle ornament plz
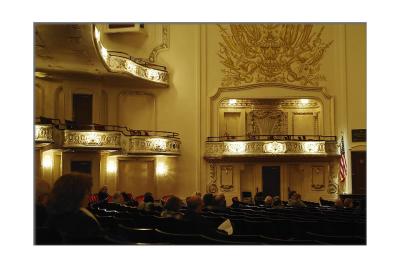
[218,24,333,87]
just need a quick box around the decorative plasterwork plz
[63,130,121,149]
[220,98,321,109]
[218,24,333,87]
[220,165,234,192]
[126,137,181,155]
[207,163,218,194]
[205,140,339,158]
[93,26,169,86]
[148,24,170,63]
[247,110,288,135]
[35,124,53,143]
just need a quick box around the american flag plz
[339,136,347,182]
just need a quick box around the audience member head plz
[289,191,297,200]
[186,196,203,213]
[99,185,108,194]
[296,194,302,201]
[272,196,282,207]
[215,193,226,208]
[193,192,202,198]
[165,195,183,212]
[203,193,215,207]
[112,191,124,204]
[344,198,353,208]
[47,173,93,215]
[144,192,154,203]
[264,195,273,206]
[232,197,239,204]
[335,198,344,208]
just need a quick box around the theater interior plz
[34,23,366,245]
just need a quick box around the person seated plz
[212,193,227,212]
[344,198,354,209]
[264,195,273,208]
[202,193,215,211]
[138,192,155,213]
[272,196,285,209]
[184,195,213,234]
[160,195,184,220]
[230,197,245,209]
[36,192,49,228]
[97,185,110,204]
[288,191,307,208]
[121,192,138,207]
[111,191,125,204]
[46,173,103,244]
[334,198,344,209]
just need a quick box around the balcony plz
[34,117,181,156]
[204,135,339,160]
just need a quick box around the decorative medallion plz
[264,141,287,153]
[208,183,218,194]
[218,24,333,87]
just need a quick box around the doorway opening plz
[262,166,281,197]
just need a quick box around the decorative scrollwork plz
[63,131,121,148]
[35,125,53,143]
[218,24,333,87]
[327,182,338,194]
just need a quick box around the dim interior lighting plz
[35,72,48,78]
[156,162,168,176]
[42,155,53,169]
[95,27,100,41]
[107,158,117,173]
[300,99,310,105]
[228,99,237,105]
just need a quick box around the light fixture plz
[156,162,168,176]
[107,157,117,173]
[300,99,310,105]
[42,155,53,169]
[228,99,237,105]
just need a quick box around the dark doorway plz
[262,166,280,197]
[351,151,366,195]
[71,161,92,175]
[73,94,93,126]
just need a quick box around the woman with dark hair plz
[47,173,103,244]
[161,195,184,220]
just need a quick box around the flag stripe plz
[339,136,347,182]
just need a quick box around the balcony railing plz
[205,135,339,159]
[34,117,181,155]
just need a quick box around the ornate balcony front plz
[35,118,181,156]
[35,124,53,144]
[125,136,181,155]
[63,130,122,149]
[205,135,339,160]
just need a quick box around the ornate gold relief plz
[148,24,169,63]
[220,165,234,192]
[63,131,121,148]
[35,124,53,143]
[205,140,338,158]
[218,24,333,87]
[311,166,325,191]
[127,137,181,155]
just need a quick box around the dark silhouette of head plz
[215,194,226,208]
[344,198,353,208]
[47,173,93,215]
[144,192,154,203]
[186,196,203,213]
[203,193,215,207]
[165,195,182,212]
[272,196,282,207]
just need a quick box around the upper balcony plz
[204,134,339,160]
[34,117,181,156]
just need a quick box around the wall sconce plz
[156,162,168,176]
[42,154,53,169]
[107,157,117,174]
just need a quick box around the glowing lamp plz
[156,162,168,176]
[228,99,237,105]
[42,155,53,169]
